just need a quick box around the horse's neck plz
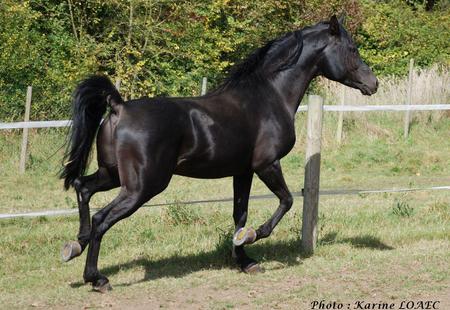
[271,68,316,117]
[272,34,326,118]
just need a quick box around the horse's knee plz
[282,195,293,211]
[90,215,108,240]
[91,212,103,229]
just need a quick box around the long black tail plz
[60,75,123,190]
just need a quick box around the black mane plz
[214,30,303,92]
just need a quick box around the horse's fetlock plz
[77,234,90,248]
[83,270,99,283]
[256,226,271,239]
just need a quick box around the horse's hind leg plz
[83,145,177,291]
[82,191,140,291]
[83,177,171,292]
[62,167,119,262]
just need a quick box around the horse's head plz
[318,15,378,95]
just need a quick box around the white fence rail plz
[320,104,450,112]
[0,120,72,130]
[1,104,449,130]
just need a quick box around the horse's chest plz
[251,118,295,169]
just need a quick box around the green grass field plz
[0,112,449,309]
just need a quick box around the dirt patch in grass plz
[45,268,450,310]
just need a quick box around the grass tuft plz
[214,227,234,265]
[391,200,415,217]
[428,200,450,221]
[161,203,205,226]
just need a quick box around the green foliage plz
[357,0,450,75]
[0,1,98,121]
[0,0,448,121]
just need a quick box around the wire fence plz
[1,185,449,220]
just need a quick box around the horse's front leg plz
[231,173,262,273]
[233,160,293,245]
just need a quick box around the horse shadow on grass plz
[99,237,305,287]
[70,232,394,288]
[320,232,394,250]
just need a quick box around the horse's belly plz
[174,149,252,178]
[174,166,238,179]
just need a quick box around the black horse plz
[60,16,377,292]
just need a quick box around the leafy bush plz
[357,0,450,75]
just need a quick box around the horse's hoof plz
[243,263,264,274]
[92,279,112,293]
[233,227,257,246]
[61,241,82,262]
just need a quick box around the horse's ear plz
[329,15,340,36]
[338,13,346,25]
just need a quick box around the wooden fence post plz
[336,85,345,144]
[404,59,414,139]
[201,77,207,96]
[19,86,32,173]
[302,95,324,254]
[115,78,121,91]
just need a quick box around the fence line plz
[1,95,450,253]
[0,120,72,130]
[1,185,449,220]
[320,104,450,112]
[1,104,449,130]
